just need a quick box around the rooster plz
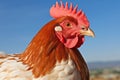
[0,1,95,80]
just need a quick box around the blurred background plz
[0,0,120,80]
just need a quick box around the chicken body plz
[0,54,80,80]
[0,54,32,80]
[34,56,81,80]
[0,17,93,80]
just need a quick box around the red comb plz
[50,1,89,26]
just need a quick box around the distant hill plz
[87,61,120,70]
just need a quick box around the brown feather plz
[19,16,89,80]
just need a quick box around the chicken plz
[0,1,95,80]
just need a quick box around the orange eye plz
[66,22,71,27]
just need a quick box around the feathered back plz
[20,16,89,80]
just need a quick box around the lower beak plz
[80,28,95,37]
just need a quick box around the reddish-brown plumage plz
[19,16,89,80]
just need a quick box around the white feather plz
[0,54,81,80]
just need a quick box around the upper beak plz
[80,28,95,37]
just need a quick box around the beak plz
[80,28,95,37]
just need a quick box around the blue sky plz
[0,0,120,62]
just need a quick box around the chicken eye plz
[81,26,87,31]
[66,22,71,27]
[81,27,85,30]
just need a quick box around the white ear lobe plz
[54,26,62,31]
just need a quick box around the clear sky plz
[0,0,120,62]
